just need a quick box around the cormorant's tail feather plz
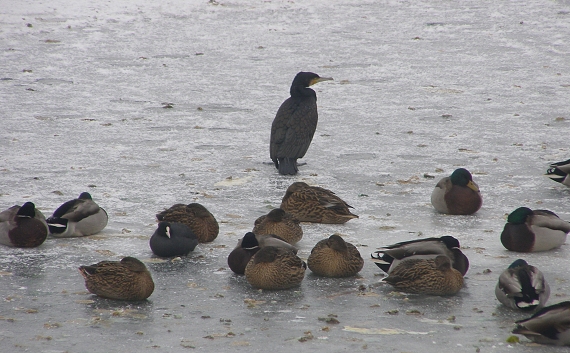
[278,158,298,175]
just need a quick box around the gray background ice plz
[1,0,570,351]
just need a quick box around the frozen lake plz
[1,0,570,351]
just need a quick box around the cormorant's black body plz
[270,72,331,175]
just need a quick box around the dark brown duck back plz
[253,208,303,244]
[156,203,219,243]
[307,234,363,277]
[245,246,306,290]
[79,256,155,301]
[280,182,358,224]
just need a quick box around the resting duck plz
[280,182,358,224]
[307,234,364,277]
[495,259,550,311]
[149,221,198,257]
[245,246,306,290]
[371,236,469,276]
[156,203,219,243]
[546,159,570,187]
[512,301,570,346]
[382,255,464,296]
[47,192,108,237]
[0,202,49,248]
[227,232,297,275]
[500,207,570,252]
[78,256,155,301]
[253,208,303,244]
[431,168,482,215]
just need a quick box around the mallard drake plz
[280,182,358,224]
[156,203,219,243]
[245,246,306,290]
[500,207,570,252]
[546,159,570,187]
[431,168,482,215]
[253,208,303,244]
[149,221,198,257]
[371,236,469,276]
[382,255,464,296]
[0,202,49,248]
[307,234,364,277]
[495,259,550,311]
[227,232,297,275]
[270,72,333,175]
[228,232,261,275]
[47,192,108,237]
[512,301,570,346]
[78,256,155,301]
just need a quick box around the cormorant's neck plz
[290,85,316,99]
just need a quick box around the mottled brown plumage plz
[383,255,464,296]
[245,246,306,290]
[307,234,364,277]
[156,203,218,243]
[253,208,303,244]
[280,182,358,224]
[78,257,155,301]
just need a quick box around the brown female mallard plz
[280,182,358,224]
[156,203,218,243]
[382,255,464,296]
[227,232,296,275]
[0,202,48,248]
[307,234,363,277]
[253,208,303,244]
[78,257,155,301]
[245,246,306,290]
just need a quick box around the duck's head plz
[508,259,529,269]
[16,202,36,218]
[440,235,461,249]
[187,203,210,216]
[241,232,260,250]
[266,208,286,221]
[450,168,479,192]
[285,182,309,195]
[507,207,533,224]
[327,234,348,252]
[78,192,93,200]
[120,257,148,272]
[434,255,452,271]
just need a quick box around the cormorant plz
[270,72,333,175]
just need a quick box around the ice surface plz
[1,0,570,351]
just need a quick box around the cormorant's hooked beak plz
[310,76,333,86]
